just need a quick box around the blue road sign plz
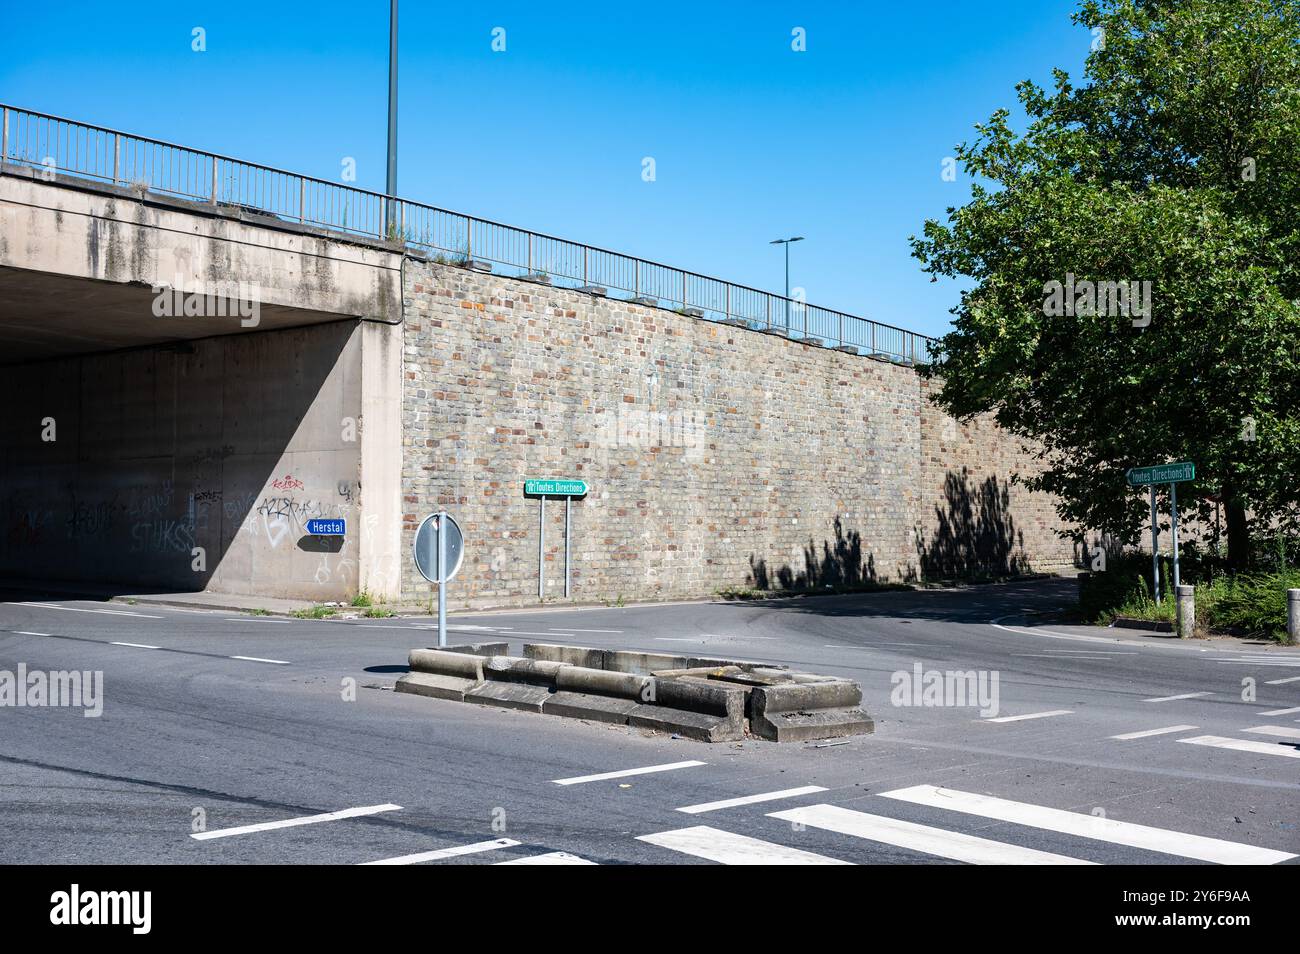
[305,519,346,536]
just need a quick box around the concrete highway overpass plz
[0,105,1081,605]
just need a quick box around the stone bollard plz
[1289,589,1300,644]
[1176,584,1195,639]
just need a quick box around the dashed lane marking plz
[1177,734,1300,760]
[1265,675,1300,685]
[676,786,828,815]
[110,642,161,650]
[552,760,706,786]
[192,803,402,841]
[229,655,291,665]
[982,710,1073,723]
[360,838,519,865]
[495,851,596,865]
[1143,692,1212,703]
[1243,725,1300,741]
[1110,725,1199,740]
[14,602,163,619]
[1260,706,1300,716]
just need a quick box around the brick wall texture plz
[399,261,1080,607]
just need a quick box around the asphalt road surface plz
[1,578,1296,865]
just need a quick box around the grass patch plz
[247,608,271,617]
[1081,551,1299,643]
[292,605,337,619]
[363,606,396,618]
[350,591,373,608]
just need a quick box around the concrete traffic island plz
[394,642,874,743]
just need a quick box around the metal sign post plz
[1150,485,1161,605]
[1171,482,1180,591]
[524,479,589,602]
[412,510,464,648]
[1127,462,1194,608]
[437,511,447,646]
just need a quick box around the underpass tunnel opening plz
[0,309,364,600]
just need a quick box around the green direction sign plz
[1126,461,1195,486]
[524,478,588,497]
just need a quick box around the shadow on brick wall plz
[916,468,1029,581]
[747,517,878,591]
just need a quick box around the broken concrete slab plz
[542,691,640,725]
[464,681,552,713]
[394,671,481,702]
[627,704,744,743]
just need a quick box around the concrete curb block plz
[749,681,873,742]
[396,641,871,743]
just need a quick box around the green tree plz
[913,0,1300,568]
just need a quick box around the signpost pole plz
[1171,482,1180,591]
[1150,486,1161,605]
[564,496,571,599]
[436,510,447,648]
[538,496,546,601]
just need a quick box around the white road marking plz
[223,618,293,623]
[1143,692,1212,703]
[637,826,851,865]
[495,851,595,865]
[1243,725,1300,740]
[553,629,622,634]
[1265,675,1300,685]
[769,804,1093,865]
[503,631,576,638]
[676,786,828,815]
[1178,734,1300,760]
[192,803,401,840]
[230,655,291,665]
[110,642,161,650]
[1260,706,1300,716]
[1041,649,1136,655]
[360,838,519,865]
[1012,654,1115,660]
[552,760,706,786]
[15,602,163,619]
[1110,725,1199,740]
[982,710,1073,723]
[14,631,51,636]
[880,785,1295,865]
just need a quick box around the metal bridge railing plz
[0,104,937,364]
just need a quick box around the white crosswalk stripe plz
[637,826,852,865]
[880,785,1295,864]
[769,804,1094,865]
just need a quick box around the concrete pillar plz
[1289,589,1300,644]
[1176,584,1195,639]
[358,320,404,601]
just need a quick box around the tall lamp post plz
[385,0,399,237]
[770,236,804,333]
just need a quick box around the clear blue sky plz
[1,1,1088,338]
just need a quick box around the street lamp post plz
[385,0,399,238]
[770,236,804,333]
